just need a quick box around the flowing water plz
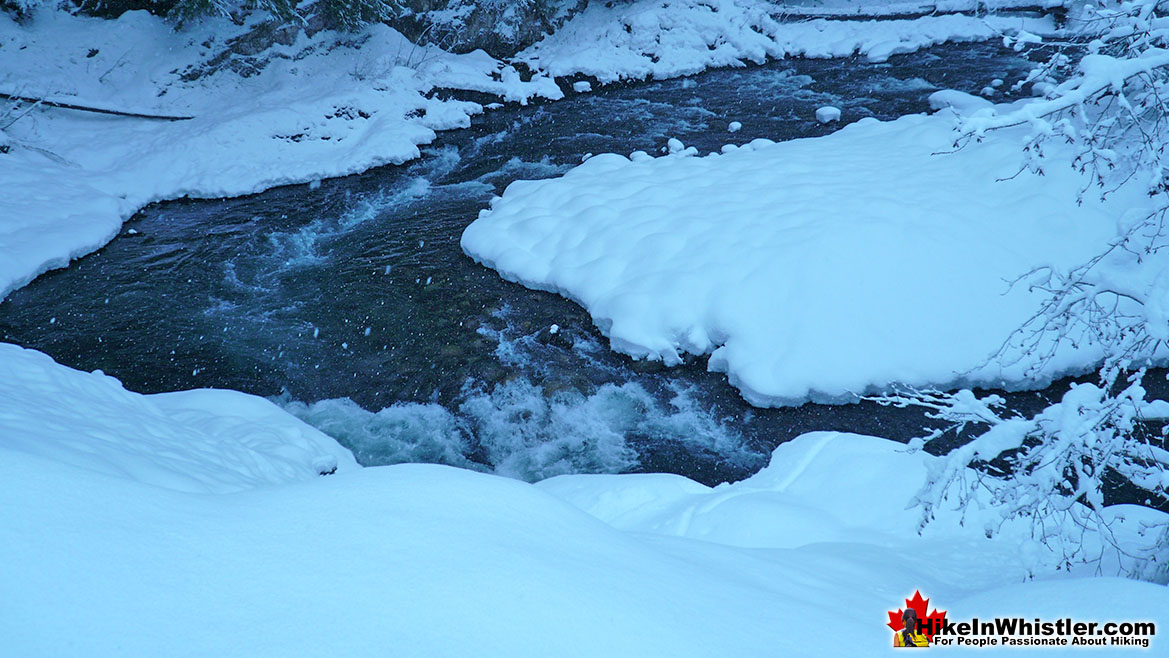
[0,42,1073,484]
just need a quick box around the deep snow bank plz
[0,343,356,491]
[517,0,1062,82]
[1,348,1163,654]
[3,414,1166,655]
[539,431,957,547]
[538,431,1168,572]
[462,112,1155,405]
[0,9,559,300]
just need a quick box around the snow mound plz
[538,432,922,546]
[518,0,1061,83]
[463,113,1153,405]
[4,423,1165,655]
[0,343,356,492]
[539,431,1000,548]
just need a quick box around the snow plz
[961,47,1169,136]
[728,120,742,132]
[0,9,560,301]
[930,88,996,112]
[816,105,842,122]
[518,0,1063,83]
[773,0,1067,17]
[0,343,356,492]
[537,431,1165,574]
[539,432,958,547]
[462,112,1156,405]
[0,299,1162,656]
[2,350,1165,655]
[3,432,1165,654]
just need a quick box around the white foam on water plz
[871,75,937,93]
[248,180,429,274]
[280,374,759,482]
[458,379,641,479]
[477,156,572,185]
[280,396,478,470]
[259,147,460,274]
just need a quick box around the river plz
[0,41,1083,484]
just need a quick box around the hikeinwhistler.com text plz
[923,618,1155,648]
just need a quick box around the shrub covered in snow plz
[877,381,1169,580]
[886,0,1169,578]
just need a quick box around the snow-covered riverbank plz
[517,0,1063,82]
[0,343,357,490]
[3,346,1166,656]
[0,8,560,300]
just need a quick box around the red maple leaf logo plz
[887,590,947,641]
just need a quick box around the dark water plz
[0,42,1068,484]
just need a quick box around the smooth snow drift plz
[463,112,1154,405]
[0,343,356,491]
[2,349,1164,656]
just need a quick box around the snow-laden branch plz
[875,375,1168,575]
[888,0,1169,579]
[961,48,1169,135]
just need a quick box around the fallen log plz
[0,92,193,121]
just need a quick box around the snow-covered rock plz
[816,105,842,122]
[929,88,995,113]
